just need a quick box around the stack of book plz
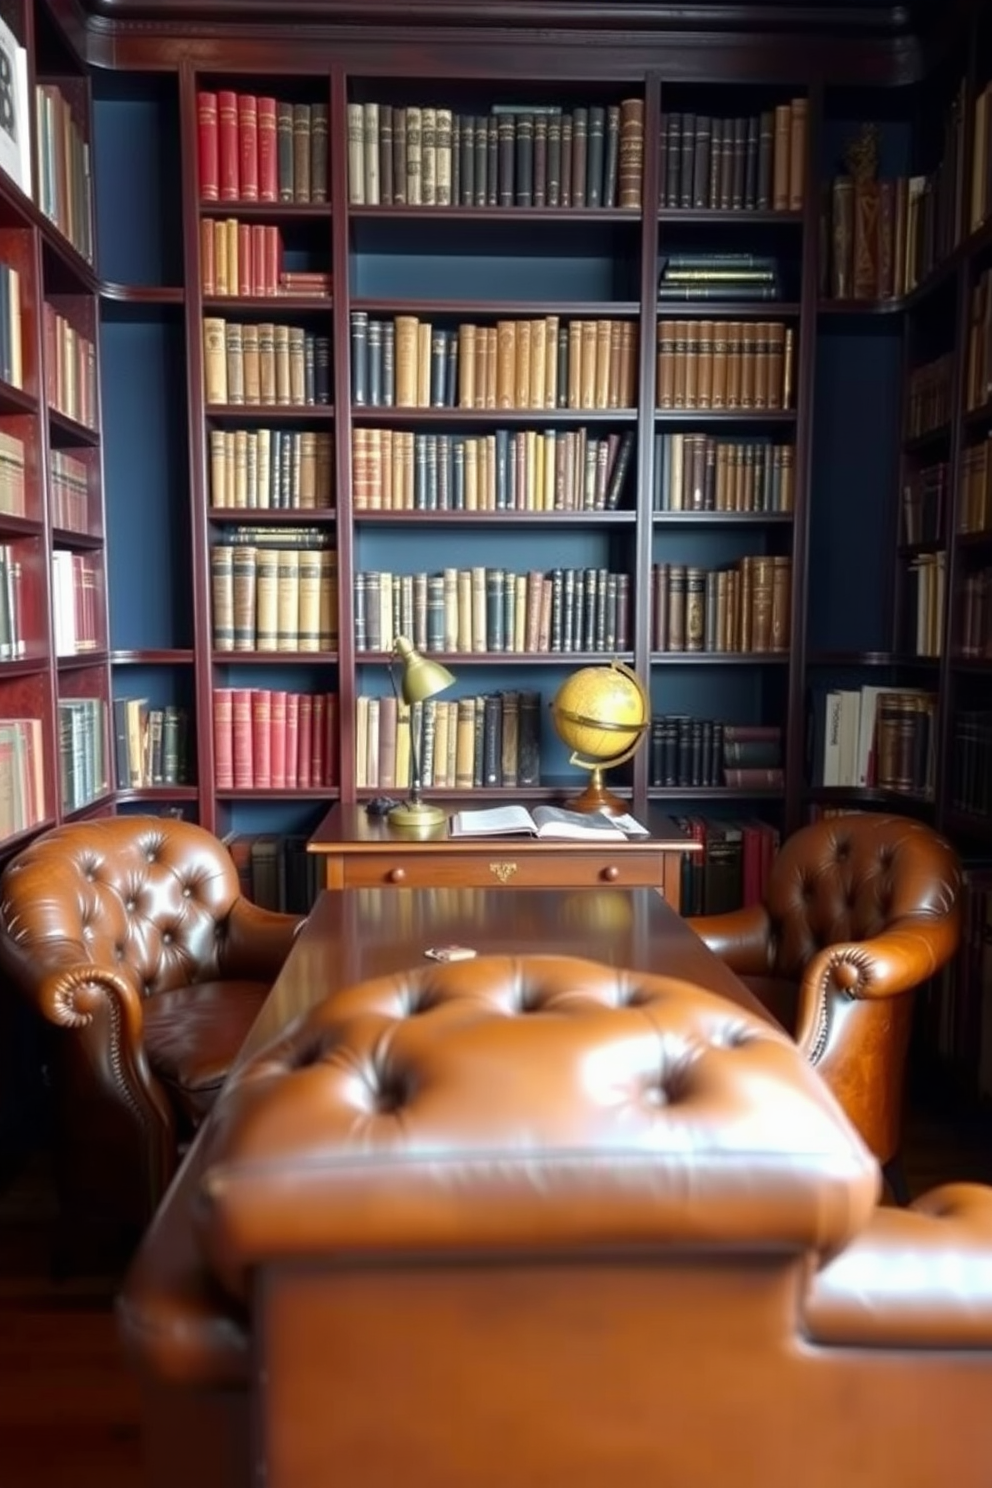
[658,252,782,302]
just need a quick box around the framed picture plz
[0,15,30,199]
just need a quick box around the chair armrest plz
[221,898,305,982]
[685,904,773,977]
[795,915,959,1055]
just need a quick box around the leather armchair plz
[687,813,962,1182]
[0,816,304,1237]
[120,954,992,1488]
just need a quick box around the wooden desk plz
[308,804,698,910]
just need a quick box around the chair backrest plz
[0,816,245,999]
[764,813,961,980]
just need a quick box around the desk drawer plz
[338,851,665,891]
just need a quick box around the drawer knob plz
[387,867,407,884]
[601,865,620,882]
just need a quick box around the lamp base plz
[387,797,447,832]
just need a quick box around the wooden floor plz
[1,1115,990,1488]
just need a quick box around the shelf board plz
[0,381,37,417]
[57,650,110,671]
[356,650,635,665]
[656,300,801,318]
[350,205,640,225]
[903,424,951,454]
[212,650,339,663]
[111,649,195,665]
[963,399,992,430]
[350,298,640,318]
[215,787,340,801]
[0,815,57,859]
[350,405,637,425]
[817,298,903,317]
[100,284,185,306]
[805,785,936,807]
[48,408,100,446]
[0,514,43,540]
[209,510,336,525]
[897,539,945,558]
[53,526,104,551]
[647,786,785,799]
[657,209,802,227]
[116,785,199,801]
[957,529,992,548]
[202,294,333,312]
[650,651,789,664]
[353,508,635,525]
[63,791,117,821]
[0,654,53,678]
[806,650,941,668]
[654,409,797,424]
[652,510,793,524]
[205,403,335,421]
[951,657,992,671]
[199,201,331,220]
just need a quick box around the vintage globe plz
[550,660,649,813]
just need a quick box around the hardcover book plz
[448,803,647,841]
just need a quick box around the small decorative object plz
[844,121,879,183]
[387,635,455,832]
[550,659,649,815]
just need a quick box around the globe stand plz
[566,737,645,816]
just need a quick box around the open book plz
[448,804,649,842]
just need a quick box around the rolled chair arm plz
[36,954,144,1032]
[220,898,305,983]
[795,916,960,1057]
[685,903,774,977]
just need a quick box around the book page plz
[530,806,626,841]
[448,804,537,838]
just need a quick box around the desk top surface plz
[309,803,699,853]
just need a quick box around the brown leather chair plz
[119,955,992,1488]
[0,816,304,1239]
[687,813,962,1193]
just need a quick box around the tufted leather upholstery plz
[0,817,304,1235]
[120,955,992,1488]
[687,814,961,1167]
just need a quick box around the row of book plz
[58,697,108,814]
[824,174,940,303]
[966,268,992,415]
[224,831,321,916]
[213,688,340,791]
[208,429,334,511]
[0,262,23,389]
[45,305,97,430]
[52,551,101,658]
[37,82,94,264]
[200,219,332,300]
[112,699,192,790]
[350,312,639,412]
[959,439,992,536]
[951,710,992,821]
[651,556,792,655]
[0,432,25,519]
[353,566,631,657]
[656,320,794,411]
[210,533,338,653]
[902,460,947,545]
[657,252,783,304]
[351,426,634,514]
[807,684,937,796]
[653,434,795,515]
[355,689,541,792]
[0,718,45,840]
[346,100,645,210]
[906,354,953,440]
[648,718,783,790]
[658,103,805,214]
[969,80,992,234]
[0,543,24,660]
[959,564,992,660]
[902,552,945,659]
[675,816,782,916]
[51,450,91,533]
[197,91,328,205]
[203,318,332,409]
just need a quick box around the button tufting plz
[163,932,172,945]
[126,899,135,912]
[182,887,191,898]
[834,961,860,992]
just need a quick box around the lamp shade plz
[393,635,455,706]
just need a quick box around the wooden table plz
[308,804,699,910]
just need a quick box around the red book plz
[310,693,326,784]
[213,688,234,789]
[231,688,254,786]
[250,224,266,297]
[197,91,219,201]
[217,90,239,201]
[265,225,281,296]
[269,690,287,788]
[297,694,313,787]
[251,689,271,788]
[237,93,259,201]
[325,692,339,787]
[284,691,300,788]
[257,96,278,202]
[238,222,252,297]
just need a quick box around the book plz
[0,17,30,199]
[448,803,648,841]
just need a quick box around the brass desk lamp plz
[387,635,455,830]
